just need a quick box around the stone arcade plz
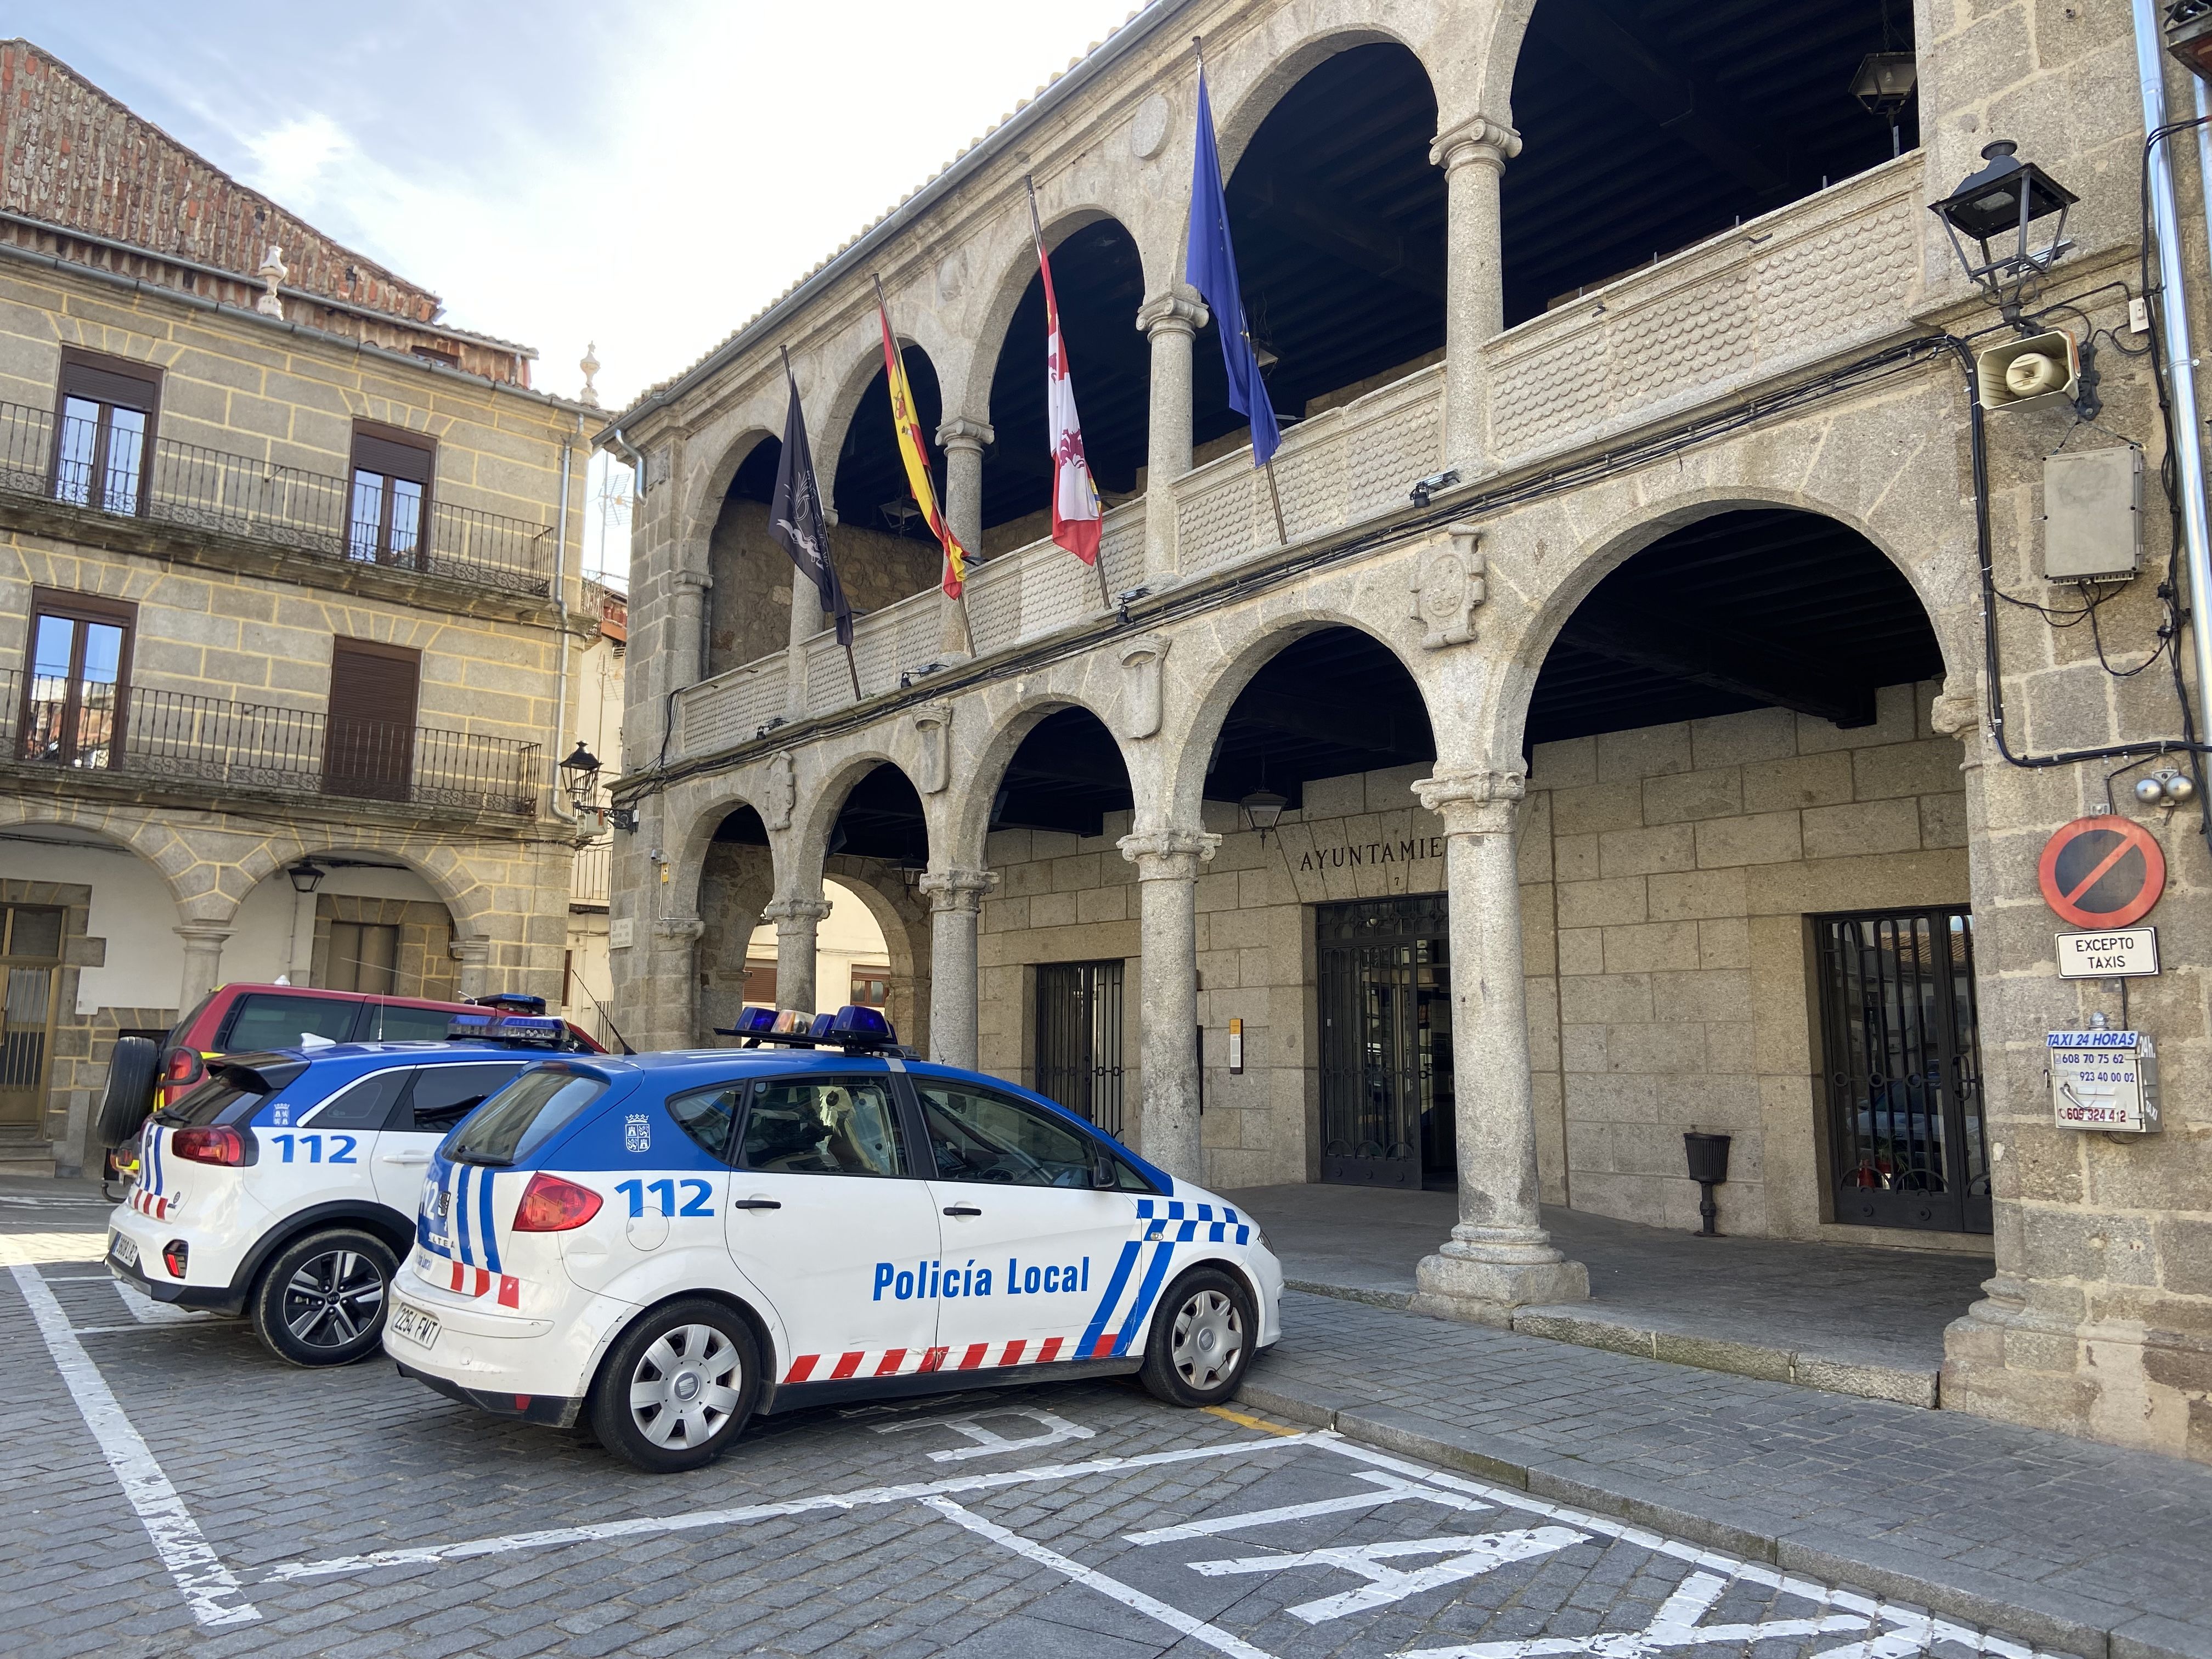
[601,1,2212,1464]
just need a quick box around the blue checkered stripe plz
[1136,1198,1251,1245]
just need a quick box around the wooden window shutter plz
[349,425,435,484]
[329,639,420,727]
[58,351,161,414]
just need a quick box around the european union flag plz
[1186,67,1281,469]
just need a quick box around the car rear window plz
[365,1002,462,1042]
[219,994,360,1052]
[160,1057,311,1126]
[405,1063,529,1133]
[164,992,214,1051]
[445,1069,606,1166]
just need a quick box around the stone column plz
[1117,826,1220,1181]
[670,567,712,688]
[763,893,833,1014]
[173,923,230,1011]
[1408,768,1589,1324]
[648,915,704,1046]
[918,866,997,1067]
[936,419,993,562]
[448,935,493,1001]
[1134,288,1208,584]
[1430,116,1520,477]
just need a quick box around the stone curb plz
[1285,1278,1940,1408]
[1233,1378,2207,1659]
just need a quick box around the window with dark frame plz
[346,424,434,568]
[324,921,400,995]
[323,636,420,802]
[18,588,135,770]
[53,350,159,516]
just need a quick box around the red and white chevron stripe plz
[128,1187,172,1221]
[445,1261,521,1308]
[781,1335,1073,1386]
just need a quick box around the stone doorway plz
[1317,895,1454,1190]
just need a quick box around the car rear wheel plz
[250,1228,396,1367]
[1138,1267,1254,1408]
[590,1299,760,1474]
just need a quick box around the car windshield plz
[221,994,359,1051]
[156,1057,309,1126]
[445,1069,606,1166]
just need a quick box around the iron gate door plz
[1815,906,1990,1234]
[1317,896,1454,1189]
[1034,961,1125,1137]
[0,904,64,1127]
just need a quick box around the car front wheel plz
[250,1228,396,1367]
[590,1299,760,1473]
[1139,1267,1254,1408]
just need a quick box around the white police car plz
[385,1006,1282,1472]
[107,1013,577,1366]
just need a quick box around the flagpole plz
[1026,173,1119,617]
[873,270,980,654]
[1262,458,1289,545]
[777,342,863,699]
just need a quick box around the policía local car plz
[385,1005,1283,1473]
[107,1013,583,1367]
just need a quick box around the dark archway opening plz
[1503,0,1918,326]
[980,220,1148,554]
[827,764,930,865]
[1194,42,1445,455]
[713,804,769,845]
[1525,509,1942,748]
[707,441,783,677]
[990,708,1134,838]
[697,803,774,1043]
[830,347,952,614]
[1205,628,1435,809]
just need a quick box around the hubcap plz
[629,1323,743,1448]
[1170,1289,1244,1390]
[281,1249,386,1348]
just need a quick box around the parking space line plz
[263,1429,1323,1581]
[9,1263,262,1629]
[1125,1470,1485,1543]
[922,1495,1278,1659]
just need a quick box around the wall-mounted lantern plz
[286,861,327,895]
[1928,140,2076,316]
[1239,789,1288,845]
[1848,51,1917,157]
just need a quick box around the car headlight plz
[1256,1228,1274,1253]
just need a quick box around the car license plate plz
[109,1231,139,1270]
[390,1304,440,1349]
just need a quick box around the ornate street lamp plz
[558,741,601,814]
[1239,789,1288,845]
[1928,140,2076,315]
[1849,51,1917,157]
[287,861,327,895]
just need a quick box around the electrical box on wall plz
[2044,447,2142,582]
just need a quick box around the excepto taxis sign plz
[2047,1029,2161,1133]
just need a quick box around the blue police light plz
[827,1004,898,1049]
[445,1013,566,1046]
[470,992,547,1015]
[809,1012,837,1041]
[732,1007,778,1036]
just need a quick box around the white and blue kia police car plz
[108,1013,582,1367]
[385,1006,1282,1472]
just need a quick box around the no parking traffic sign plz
[2037,815,2165,929]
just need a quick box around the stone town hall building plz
[601,0,2212,1464]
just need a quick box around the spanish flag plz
[875,292,970,598]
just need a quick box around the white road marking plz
[112,1280,216,1325]
[8,1263,261,1628]
[922,1495,1278,1659]
[262,1429,1321,1581]
[1312,1439,2046,1658]
[873,1406,1096,1462]
[1400,1567,1874,1656]
[1126,1469,1488,1543]
[1190,1527,1588,1624]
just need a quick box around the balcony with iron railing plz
[0,402,555,598]
[1,667,542,817]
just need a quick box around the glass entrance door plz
[1034,961,1125,1137]
[1815,907,1990,1234]
[1317,897,1453,1189]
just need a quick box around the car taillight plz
[171,1126,247,1166]
[512,1172,602,1232]
[163,1047,205,1085]
[162,1240,189,1278]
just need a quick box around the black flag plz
[769,355,852,647]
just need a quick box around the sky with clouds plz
[24,0,1154,413]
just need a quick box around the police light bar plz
[469,992,548,1015]
[827,1005,896,1047]
[445,1013,567,1046]
[718,1003,901,1050]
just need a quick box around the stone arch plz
[0,797,199,917]
[814,311,964,499]
[1161,606,1440,828]
[1476,486,1974,772]
[788,749,935,891]
[243,835,486,937]
[960,205,1140,426]
[820,861,932,1044]
[682,422,781,551]
[1474,0,1542,129]
[1209,24,1440,180]
[949,687,1138,870]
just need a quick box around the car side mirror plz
[1092,1150,1116,1190]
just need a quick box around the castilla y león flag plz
[1035,226,1103,565]
[874,293,970,599]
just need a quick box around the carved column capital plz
[671,568,713,594]
[1118,827,1222,881]
[1931,679,1982,738]
[651,915,705,944]
[1136,287,1209,340]
[1430,114,1522,174]
[935,416,995,455]
[763,896,834,929]
[174,923,232,952]
[1413,768,1525,836]
[917,867,998,914]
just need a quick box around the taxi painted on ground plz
[385,1006,1283,1472]
[108,1014,578,1367]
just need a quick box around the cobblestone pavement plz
[3,1216,2074,1659]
